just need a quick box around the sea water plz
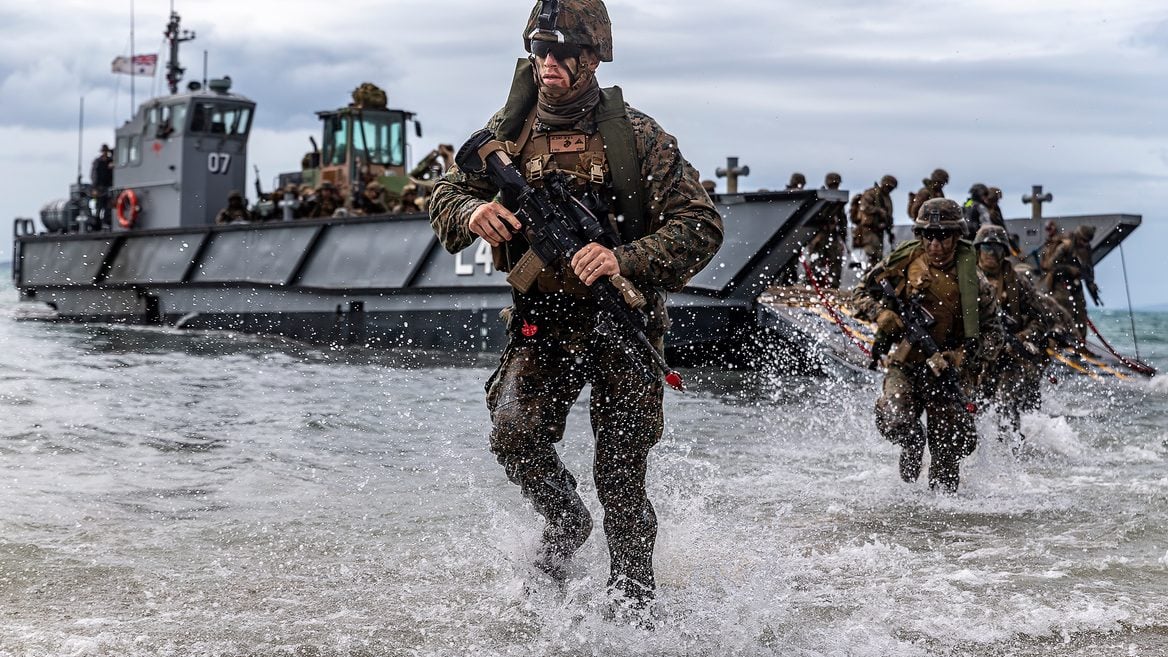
[1,283,1165,656]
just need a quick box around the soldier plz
[854,198,1002,492]
[805,172,847,287]
[701,179,717,196]
[785,172,806,191]
[986,186,1006,227]
[295,183,317,219]
[428,0,723,612]
[1032,219,1061,271]
[962,183,994,236]
[214,190,251,224]
[355,181,389,215]
[310,181,343,219]
[90,144,115,228]
[907,168,948,221]
[1041,224,1100,341]
[393,182,422,214]
[854,175,898,271]
[972,225,1048,439]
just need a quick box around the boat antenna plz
[203,50,208,89]
[1119,240,1141,361]
[76,97,85,183]
[164,4,196,95]
[130,0,135,113]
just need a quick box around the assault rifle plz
[871,279,977,414]
[454,128,685,391]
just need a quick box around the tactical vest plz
[491,59,646,288]
[905,256,962,350]
[877,239,982,339]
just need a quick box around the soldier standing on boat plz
[907,168,948,221]
[962,183,994,237]
[805,172,847,287]
[854,198,1002,492]
[972,225,1048,439]
[89,144,115,228]
[309,181,343,219]
[854,175,898,271]
[785,172,806,191]
[428,0,723,614]
[214,190,251,225]
[1041,224,1100,341]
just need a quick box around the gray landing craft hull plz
[13,189,846,366]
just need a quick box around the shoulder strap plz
[496,59,539,142]
[955,241,981,338]
[595,86,646,242]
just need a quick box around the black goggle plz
[915,230,957,244]
[977,242,1007,253]
[530,40,583,61]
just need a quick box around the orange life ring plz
[115,189,140,228]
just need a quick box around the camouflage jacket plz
[858,185,894,232]
[854,241,1003,364]
[429,103,724,297]
[983,262,1048,345]
[1041,236,1094,287]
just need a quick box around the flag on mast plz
[111,54,158,76]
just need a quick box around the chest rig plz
[493,109,619,297]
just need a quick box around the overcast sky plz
[2,0,1166,305]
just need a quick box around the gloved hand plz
[876,309,903,333]
[926,352,950,377]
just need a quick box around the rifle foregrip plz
[609,274,647,310]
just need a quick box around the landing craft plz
[9,11,1151,380]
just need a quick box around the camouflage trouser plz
[806,235,844,288]
[1052,281,1088,341]
[485,322,664,600]
[987,351,1040,437]
[875,363,977,492]
[857,228,885,271]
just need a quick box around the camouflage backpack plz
[351,82,387,109]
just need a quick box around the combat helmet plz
[524,0,614,62]
[973,224,1010,248]
[929,168,949,185]
[913,198,964,232]
[879,174,898,190]
[824,172,842,187]
[787,172,806,189]
[968,183,989,200]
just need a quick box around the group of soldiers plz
[783,168,1104,493]
[214,144,455,225]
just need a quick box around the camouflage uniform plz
[973,226,1049,437]
[854,199,1002,492]
[906,168,948,220]
[1041,225,1098,340]
[310,182,343,219]
[855,175,897,271]
[805,172,846,287]
[214,190,251,224]
[429,0,723,606]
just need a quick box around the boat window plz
[128,135,141,165]
[159,103,185,138]
[353,112,405,167]
[188,102,251,136]
[116,136,130,166]
[323,115,347,167]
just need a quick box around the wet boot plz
[899,441,925,483]
[506,458,592,583]
[897,423,927,483]
[928,456,960,494]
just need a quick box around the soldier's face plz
[920,230,958,266]
[533,44,598,91]
[977,245,1004,271]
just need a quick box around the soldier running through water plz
[972,225,1050,441]
[854,198,1003,493]
[428,0,723,615]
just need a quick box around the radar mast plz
[163,6,196,95]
